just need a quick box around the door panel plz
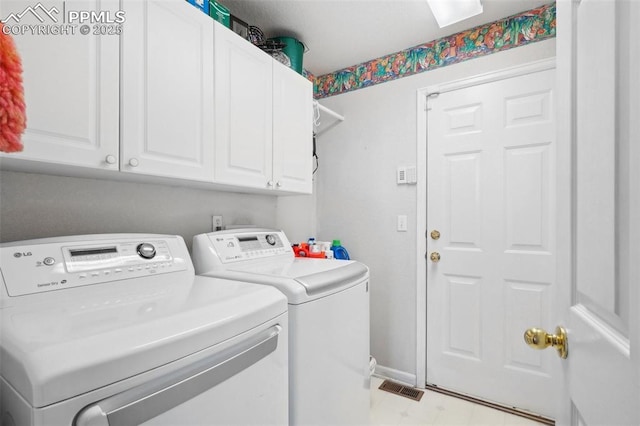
[505,281,552,372]
[445,152,482,248]
[505,145,552,252]
[120,0,214,181]
[272,62,313,194]
[445,275,481,359]
[558,0,640,424]
[575,0,617,319]
[214,24,273,189]
[427,68,556,417]
[145,3,206,161]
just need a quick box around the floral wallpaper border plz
[311,2,556,99]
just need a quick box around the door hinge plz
[426,92,440,110]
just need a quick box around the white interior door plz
[555,0,640,424]
[426,67,557,417]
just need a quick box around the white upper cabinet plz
[0,1,313,194]
[120,0,215,182]
[213,23,274,190]
[213,22,313,193]
[0,0,119,170]
[273,62,313,194]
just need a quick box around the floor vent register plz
[378,380,424,402]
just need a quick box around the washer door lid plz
[295,262,369,296]
[0,276,287,408]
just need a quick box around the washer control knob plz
[265,234,277,246]
[43,257,56,266]
[137,243,156,259]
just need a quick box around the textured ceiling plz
[221,0,552,75]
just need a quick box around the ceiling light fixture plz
[426,0,484,28]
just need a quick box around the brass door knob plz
[430,252,441,262]
[430,230,440,240]
[524,326,568,359]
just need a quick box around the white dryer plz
[0,234,288,426]
[193,229,370,426]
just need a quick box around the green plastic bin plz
[270,36,305,74]
[209,0,230,27]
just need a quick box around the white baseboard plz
[373,364,417,388]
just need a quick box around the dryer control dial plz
[137,243,156,259]
[265,234,277,246]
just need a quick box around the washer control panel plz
[209,231,291,263]
[0,235,189,297]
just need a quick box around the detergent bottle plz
[330,239,350,260]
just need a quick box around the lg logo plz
[13,252,32,258]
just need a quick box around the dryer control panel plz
[0,235,190,297]
[195,230,292,264]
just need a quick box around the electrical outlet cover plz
[212,215,223,230]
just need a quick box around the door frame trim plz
[415,58,557,388]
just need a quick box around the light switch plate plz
[397,215,408,232]
[406,166,417,184]
[397,166,417,184]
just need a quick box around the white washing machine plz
[192,229,370,426]
[0,234,288,426]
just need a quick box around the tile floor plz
[370,377,549,426]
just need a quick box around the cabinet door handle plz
[276,181,282,188]
[267,180,274,187]
[105,155,117,165]
[128,158,139,167]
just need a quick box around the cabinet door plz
[272,62,313,194]
[120,0,214,181]
[0,0,119,170]
[214,23,273,190]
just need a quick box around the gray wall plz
[0,38,556,385]
[276,180,317,245]
[0,171,277,249]
[314,40,556,383]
